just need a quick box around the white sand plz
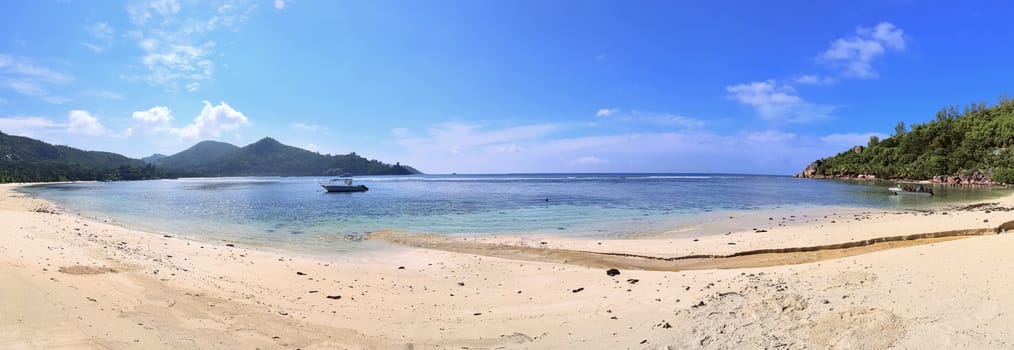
[2,183,1014,349]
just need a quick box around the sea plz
[19,174,1011,253]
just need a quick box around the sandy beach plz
[3,183,1014,349]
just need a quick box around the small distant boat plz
[321,178,368,193]
[888,184,933,196]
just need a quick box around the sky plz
[1,0,1013,175]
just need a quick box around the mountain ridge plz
[0,132,419,183]
[152,137,418,177]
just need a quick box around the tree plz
[894,121,907,136]
[802,98,1014,180]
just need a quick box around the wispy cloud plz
[0,54,73,104]
[746,130,796,143]
[594,108,705,128]
[573,156,608,165]
[290,122,327,133]
[725,79,834,123]
[127,0,181,25]
[274,0,286,10]
[819,22,906,79]
[595,108,616,117]
[84,89,126,100]
[82,22,115,53]
[393,122,559,156]
[386,121,849,174]
[0,116,63,137]
[794,74,835,85]
[127,0,256,92]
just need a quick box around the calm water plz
[21,174,1010,253]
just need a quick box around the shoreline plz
[5,183,1014,348]
[18,178,1008,250]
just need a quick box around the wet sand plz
[3,183,1014,349]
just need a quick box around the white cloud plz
[132,105,173,126]
[391,127,409,137]
[795,74,835,85]
[819,22,906,79]
[305,143,319,152]
[172,101,251,139]
[127,102,251,139]
[596,108,616,117]
[127,0,255,92]
[127,0,181,25]
[139,40,216,92]
[290,122,327,133]
[67,110,108,135]
[275,0,286,10]
[867,22,906,50]
[725,79,834,123]
[821,132,888,148]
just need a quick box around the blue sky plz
[1,0,1012,174]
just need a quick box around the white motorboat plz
[321,178,368,192]
[888,184,933,196]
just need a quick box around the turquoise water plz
[21,174,1010,252]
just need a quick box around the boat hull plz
[888,187,933,196]
[322,184,369,192]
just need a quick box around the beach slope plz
[3,183,1014,349]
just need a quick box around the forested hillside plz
[152,137,418,177]
[0,132,167,182]
[0,132,418,183]
[802,95,1014,183]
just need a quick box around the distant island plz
[0,133,419,182]
[797,95,1014,185]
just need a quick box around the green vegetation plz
[810,95,1014,183]
[0,132,417,183]
[154,140,240,173]
[0,131,169,182]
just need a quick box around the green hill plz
[141,153,167,163]
[156,137,418,176]
[798,95,1014,184]
[0,132,419,182]
[153,140,241,175]
[0,131,165,182]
